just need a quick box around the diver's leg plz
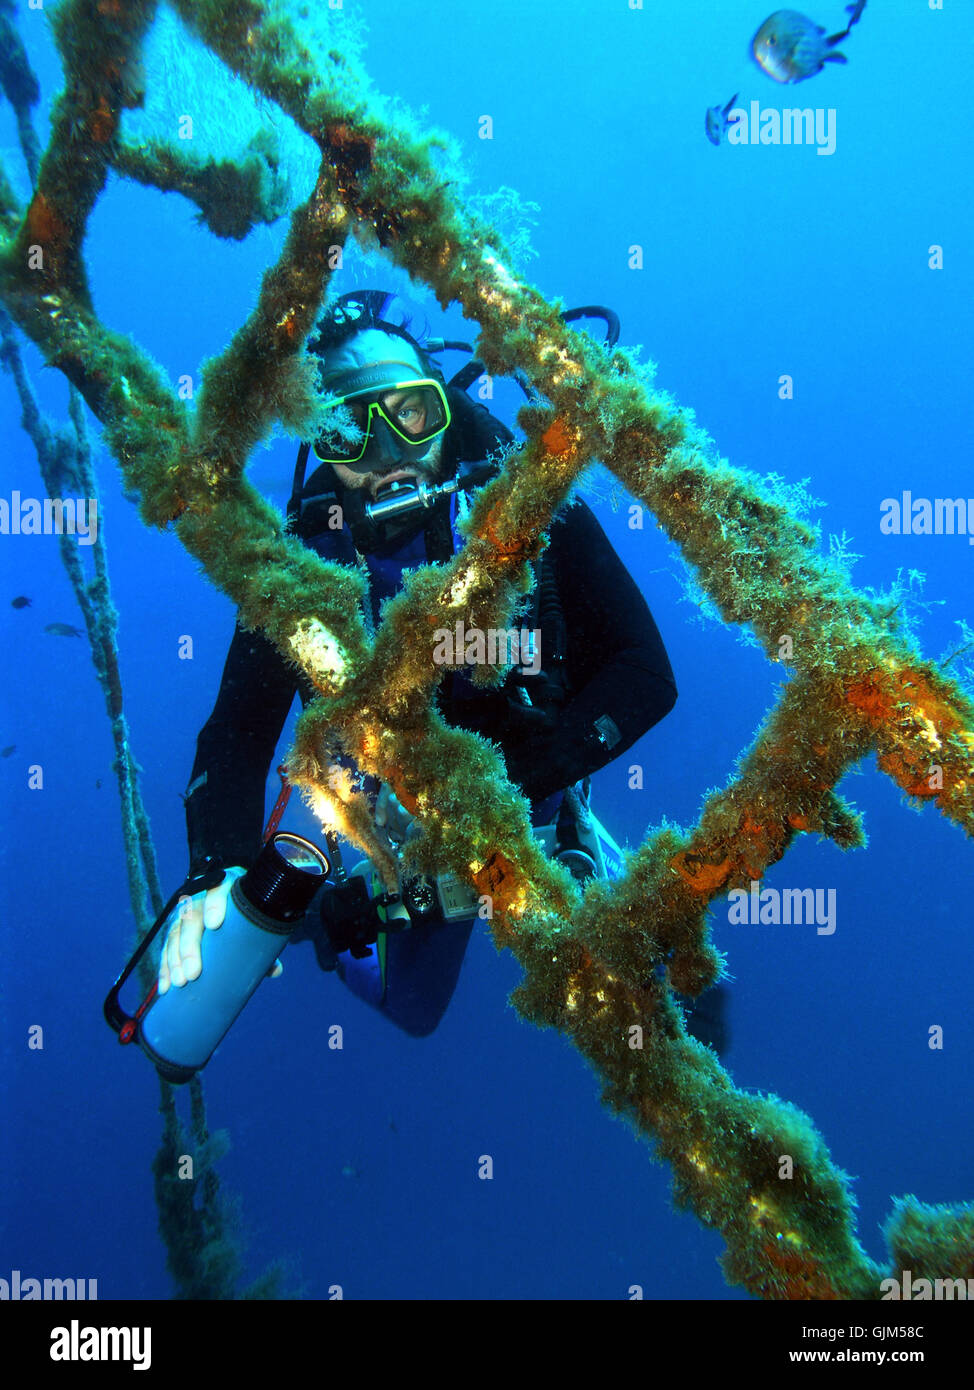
[331,793,561,1032]
[336,919,476,1037]
[335,942,385,1008]
[369,794,566,1031]
[293,880,476,1034]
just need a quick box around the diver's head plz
[309,293,451,497]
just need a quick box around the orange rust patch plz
[756,1239,841,1301]
[275,309,299,340]
[672,851,732,895]
[479,503,524,557]
[88,99,116,144]
[845,673,893,724]
[878,752,940,798]
[740,814,767,836]
[27,192,67,244]
[542,416,573,457]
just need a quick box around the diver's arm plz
[503,501,677,802]
[161,625,297,993]
[184,622,299,871]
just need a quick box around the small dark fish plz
[705,93,742,146]
[1,745,15,758]
[10,595,31,609]
[95,778,102,789]
[751,3,867,84]
[44,622,85,637]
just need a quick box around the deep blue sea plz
[1,0,971,1303]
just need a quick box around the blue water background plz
[1,0,971,1300]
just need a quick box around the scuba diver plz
[147,289,680,1050]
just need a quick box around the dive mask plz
[315,363,451,466]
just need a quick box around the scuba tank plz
[104,832,329,1083]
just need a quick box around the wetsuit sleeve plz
[503,501,677,802]
[184,624,299,870]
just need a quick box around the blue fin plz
[823,51,848,64]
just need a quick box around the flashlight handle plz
[137,878,294,1081]
[103,858,226,1036]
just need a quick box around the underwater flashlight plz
[105,833,329,1084]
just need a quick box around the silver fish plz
[751,3,866,85]
[705,93,742,146]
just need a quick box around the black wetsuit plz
[184,392,677,1033]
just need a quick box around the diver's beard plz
[332,437,445,497]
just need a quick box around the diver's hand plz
[375,783,415,846]
[156,867,283,994]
